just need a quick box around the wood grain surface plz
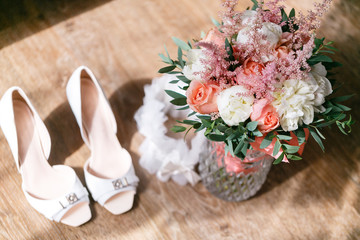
[0,0,359,239]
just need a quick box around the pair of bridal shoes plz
[0,66,139,227]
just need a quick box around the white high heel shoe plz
[0,87,91,227]
[66,66,139,215]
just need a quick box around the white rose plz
[223,10,257,27]
[240,10,257,26]
[236,26,252,45]
[217,85,255,126]
[259,22,283,48]
[183,49,207,81]
[236,22,282,49]
[273,79,318,131]
[308,63,333,112]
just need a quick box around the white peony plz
[273,79,318,131]
[217,85,255,126]
[236,22,282,50]
[240,10,257,26]
[308,63,333,112]
[183,49,207,81]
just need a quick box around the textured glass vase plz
[198,142,273,202]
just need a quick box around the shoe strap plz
[0,87,51,173]
[84,161,139,206]
[66,66,117,147]
[22,165,89,222]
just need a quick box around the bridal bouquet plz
[158,0,354,165]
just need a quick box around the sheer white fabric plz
[134,75,206,186]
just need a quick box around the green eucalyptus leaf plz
[277,135,292,141]
[208,134,227,142]
[188,111,197,117]
[324,45,338,51]
[309,128,325,152]
[201,119,212,128]
[282,144,300,154]
[234,140,245,155]
[295,128,306,145]
[195,124,205,132]
[273,152,285,165]
[251,0,259,10]
[335,103,351,111]
[158,53,172,64]
[241,142,249,157]
[252,129,263,137]
[165,90,186,99]
[287,154,302,160]
[164,44,171,59]
[182,120,200,125]
[172,37,191,51]
[246,121,258,131]
[227,139,234,156]
[260,138,272,149]
[177,106,189,110]
[176,75,191,84]
[289,8,295,18]
[158,65,176,73]
[171,126,186,133]
[170,98,187,106]
[169,80,179,84]
[211,17,221,28]
[308,55,333,64]
[281,8,289,22]
[331,94,355,103]
[177,47,184,68]
[167,71,183,75]
[273,139,281,156]
[197,115,212,120]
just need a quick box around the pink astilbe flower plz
[195,41,238,89]
[259,0,284,24]
[190,0,331,100]
[295,0,332,34]
[236,61,279,101]
[220,0,243,38]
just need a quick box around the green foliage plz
[281,8,289,22]
[251,0,259,10]
[280,8,298,32]
[224,38,241,71]
[158,65,176,73]
[172,37,191,51]
[211,17,222,29]
[157,18,354,166]
[308,38,341,67]
[273,152,284,165]
[171,126,187,133]
[312,94,355,135]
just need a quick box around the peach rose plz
[201,28,225,49]
[243,58,264,75]
[250,99,280,133]
[276,46,292,58]
[186,80,220,114]
[277,32,293,47]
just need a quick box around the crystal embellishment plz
[112,178,129,190]
[66,193,79,204]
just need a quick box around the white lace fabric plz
[134,75,206,186]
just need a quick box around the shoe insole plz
[13,97,90,226]
[81,78,135,214]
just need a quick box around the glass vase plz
[198,142,273,202]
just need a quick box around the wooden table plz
[0,0,359,239]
